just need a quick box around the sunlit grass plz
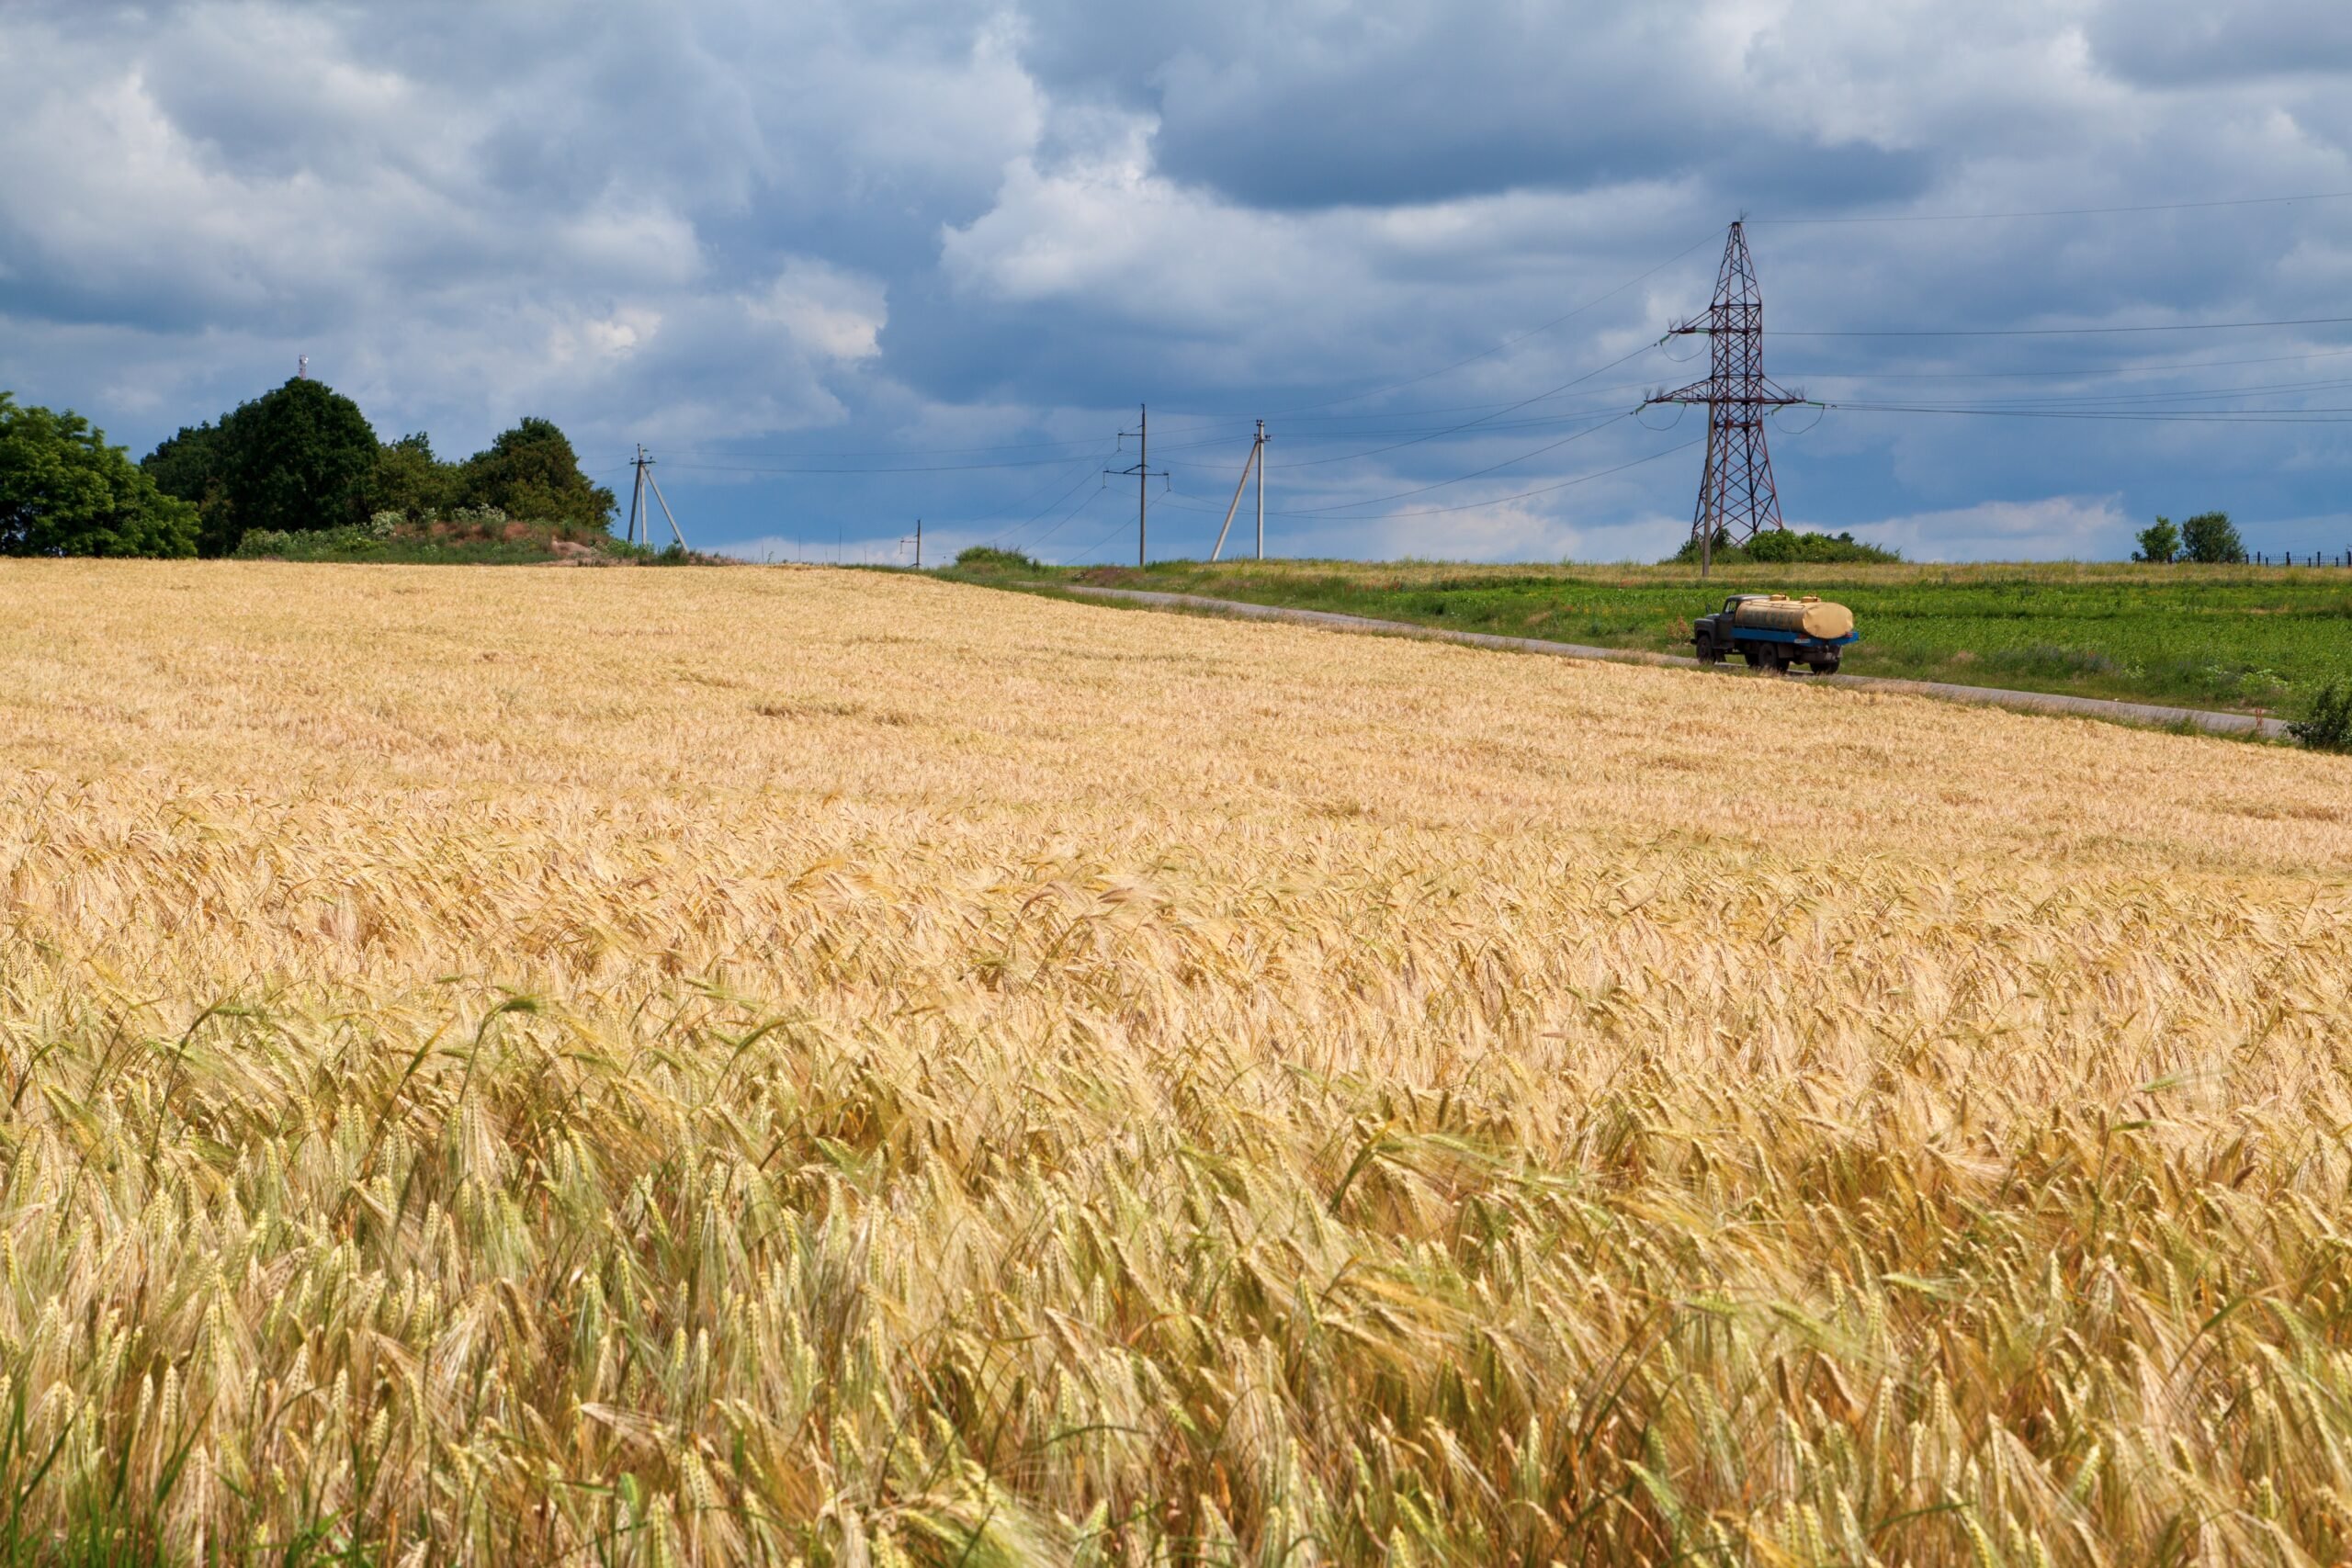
[0,560,2348,1564]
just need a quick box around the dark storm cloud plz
[0,0,2347,562]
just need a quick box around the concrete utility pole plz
[899,518,922,568]
[1255,419,1268,559]
[628,446,687,549]
[1105,405,1168,567]
[1210,421,1270,563]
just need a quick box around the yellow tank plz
[1730,594,1855,640]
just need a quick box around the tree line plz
[2132,513,2245,564]
[1,378,615,558]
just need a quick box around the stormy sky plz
[5,0,2350,563]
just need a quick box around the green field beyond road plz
[949,558,2352,716]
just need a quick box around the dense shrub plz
[954,546,1041,573]
[1668,528,1900,565]
[2290,679,2352,753]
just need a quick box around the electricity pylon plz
[1645,221,1804,570]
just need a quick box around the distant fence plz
[2251,551,2352,566]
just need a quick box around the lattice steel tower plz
[1648,221,1803,546]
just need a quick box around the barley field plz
[3,560,2350,1567]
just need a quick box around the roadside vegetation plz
[945,551,2352,718]
[1,561,2346,1563]
[232,509,706,565]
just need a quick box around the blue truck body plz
[1728,626,1860,647]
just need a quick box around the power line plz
[1257,412,1637,517]
[1330,437,1704,524]
[659,451,1127,475]
[999,452,1120,554]
[1837,373,2352,411]
[1823,401,2352,423]
[1246,231,1720,416]
[1269,342,1666,471]
[1779,314,2352,339]
[1752,187,2352,226]
[1027,479,1113,558]
[993,453,1116,538]
[1781,344,2352,382]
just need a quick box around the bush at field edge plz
[1666,528,1903,566]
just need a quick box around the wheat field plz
[2,560,2349,1566]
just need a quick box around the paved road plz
[1057,583,2291,740]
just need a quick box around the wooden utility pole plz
[1105,405,1167,567]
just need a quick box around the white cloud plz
[1843,496,2131,562]
[752,261,888,362]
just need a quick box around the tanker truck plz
[1691,593,1859,673]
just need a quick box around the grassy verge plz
[942,554,2352,715]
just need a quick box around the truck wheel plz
[1809,657,1839,675]
[1741,648,1768,668]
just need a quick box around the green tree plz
[458,417,616,529]
[141,421,237,550]
[2178,511,2246,564]
[217,378,380,547]
[2132,516,2179,563]
[0,392,198,558]
[372,431,459,520]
